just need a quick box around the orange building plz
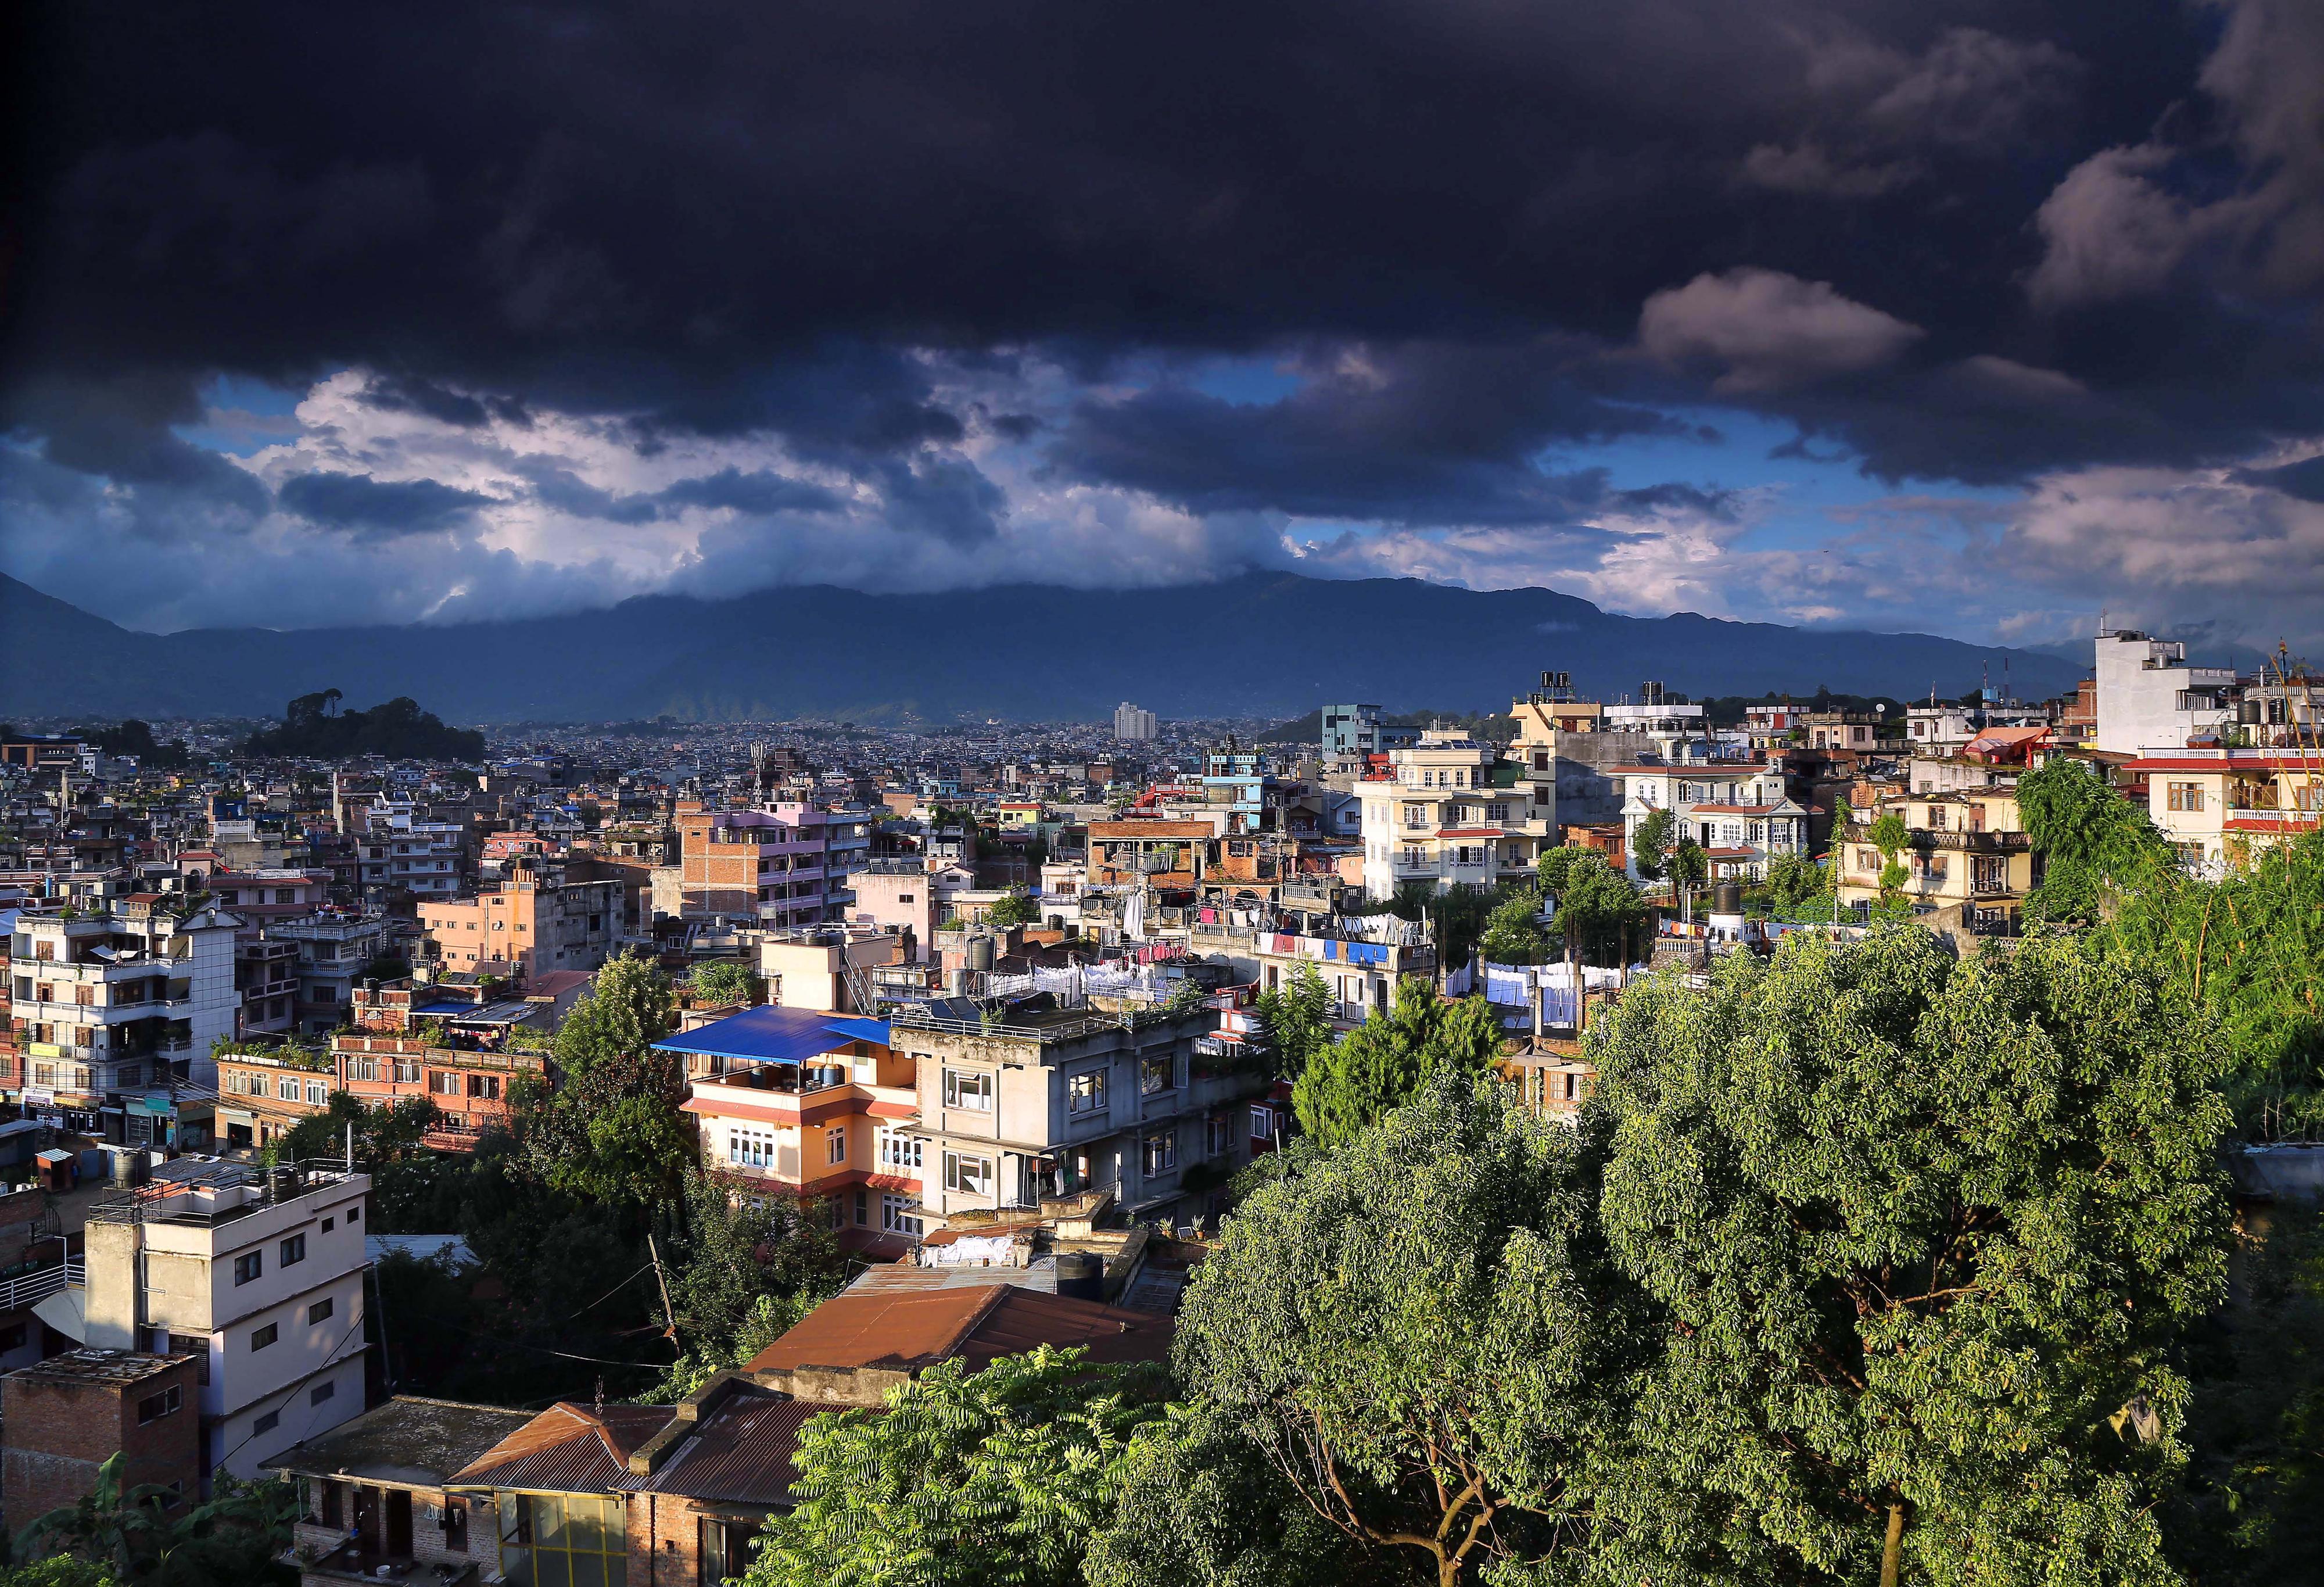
[653,1006,921,1256]
[417,858,623,977]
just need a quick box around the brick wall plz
[2,1354,203,1522]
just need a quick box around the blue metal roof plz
[652,1004,890,1066]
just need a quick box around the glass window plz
[942,1069,993,1111]
[826,1126,847,1166]
[1067,1069,1107,1114]
[944,1152,991,1196]
[1139,1055,1174,1096]
[308,1297,333,1325]
[250,1323,277,1350]
[280,1233,306,1267]
[882,1194,923,1237]
[234,1251,263,1285]
[1142,1130,1177,1176]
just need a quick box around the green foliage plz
[1172,1073,1637,1585]
[1588,929,2233,1587]
[688,960,761,1007]
[554,952,678,1080]
[648,1289,823,1403]
[1549,850,1646,970]
[75,719,192,769]
[241,690,484,762]
[1290,981,1501,1148]
[15,1455,295,1587]
[1083,1400,1368,1587]
[1360,882,1505,973]
[665,1170,846,1364]
[987,887,1040,927]
[741,1347,1167,1587]
[2018,756,2172,924]
[1753,850,1835,922]
[1252,962,1335,1081]
[1479,885,1551,965]
[1631,807,1676,880]
[274,1091,441,1172]
[0,1558,117,1587]
[2167,1198,2324,1586]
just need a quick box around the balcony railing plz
[0,1260,82,1313]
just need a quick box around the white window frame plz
[1067,1069,1109,1114]
[942,1069,994,1112]
[944,1151,992,1196]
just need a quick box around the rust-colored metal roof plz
[449,1402,676,1492]
[622,1392,867,1507]
[745,1285,1172,1375]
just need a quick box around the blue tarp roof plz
[652,1004,890,1066]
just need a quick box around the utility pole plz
[645,1231,680,1352]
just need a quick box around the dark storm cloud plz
[276,472,493,539]
[2,0,2320,535]
[2235,456,2324,503]
[654,468,841,517]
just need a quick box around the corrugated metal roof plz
[846,1258,1061,1297]
[623,1393,869,1506]
[652,1005,890,1066]
[450,1403,676,1492]
[746,1285,1170,1375]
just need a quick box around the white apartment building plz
[357,801,465,903]
[1358,730,1550,901]
[2124,749,2323,875]
[8,900,242,1139]
[264,913,396,1035]
[2095,630,2237,754]
[83,1160,371,1484]
[1113,703,1159,742]
[1618,761,1809,881]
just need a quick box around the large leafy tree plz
[1252,960,1335,1081]
[1590,929,2233,1587]
[688,961,760,1007]
[1549,851,1644,982]
[666,1169,846,1362]
[987,886,1040,926]
[554,951,677,1080]
[2018,757,2172,925]
[15,1456,296,1587]
[1479,885,1551,966]
[741,1347,1167,1587]
[1168,1074,1641,1587]
[1631,808,1676,881]
[1290,981,1501,1149]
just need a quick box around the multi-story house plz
[235,938,302,1037]
[1088,819,1216,893]
[890,994,1263,1227]
[417,858,623,978]
[328,983,550,1151]
[185,868,333,922]
[1617,761,1809,882]
[265,913,395,1035]
[2095,629,2238,754]
[82,1158,372,1483]
[216,1049,333,1152]
[2124,748,2323,875]
[654,1004,921,1255]
[8,898,241,1144]
[1358,730,1548,901]
[1835,788,2038,934]
[675,804,834,929]
[356,804,465,906]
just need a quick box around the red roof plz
[1687,803,1783,815]
[1433,827,1508,839]
[746,1285,1172,1375]
[2224,816,2321,833]
[2126,754,2323,772]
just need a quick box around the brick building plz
[2,1348,205,1523]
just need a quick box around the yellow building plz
[1836,788,2036,934]
[2125,750,2323,874]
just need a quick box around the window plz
[308,1297,334,1325]
[944,1151,992,1196]
[1927,804,1948,829]
[304,1081,327,1105]
[876,1127,923,1172]
[942,1069,994,1112]
[250,1323,278,1350]
[277,1077,299,1101]
[1067,1069,1108,1114]
[137,1386,181,1423]
[1139,1055,1175,1097]
[1250,1105,1277,1140]
[2168,782,2205,812]
[234,1252,263,1286]
[0,1322,26,1352]
[898,892,915,903]
[700,1517,756,1586]
[346,1206,360,1223]
[310,1380,335,1406]
[1206,1115,1233,1156]
[882,1194,923,1237]
[467,1074,500,1100]
[444,1496,469,1553]
[1142,1130,1177,1176]
[322,1217,334,1232]
[280,1233,306,1267]
[826,1125,848,1166]
[253,1410,279,1436]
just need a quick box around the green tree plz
[1251,961,1334,1081]
[666,1169,846,1363]
[1291,981,1501,1149]
[15,1456,296,1587]
[1756,851,1835,923]
[1166,1073,1639,1587]
[688,961,760,1007]
[0,1559,116,1587]
[1666,836,1709,921]
[276,1091,440,1171]
[1632,806,1676,880]
[987,887,1039,927]
[1550,851,1644,984]
[1867,808,1913,914]
[2018,756,2172,925]
[554,952,677,1081]
[1479,885,1551,965]
[1589,929,2233,1587]
[740,1347,1167,1587]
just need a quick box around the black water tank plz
[1713,882,1743,915]
[1053,1252,1104,1302]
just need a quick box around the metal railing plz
[0,1259,81,1313]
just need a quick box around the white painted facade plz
[2094,632,2236,754]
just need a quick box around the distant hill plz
[0,571,2087,724]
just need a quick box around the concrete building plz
[1319,704,1422,760]
[2095,630,2237,754]
[847,861,971,960]
[1111,703,1158,743]
[890,996,1263,1226]
[1616,761,1809,882]
[2,1348,205,1524]
[8,898,242,1142]
[216,1050,333,1152]
[1357,730,1548,901]
[82,1159,372,1482]
[265,912,396,1036]
[2124,748,2324,875]
[676,804,834,929]
[417,859,624,977]
[1837,787,2038,934]
[357,805,465,905]
[655,1005,923,1257]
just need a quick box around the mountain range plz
[1,571,2087,725]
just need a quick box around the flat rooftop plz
[13,1348,188,1387]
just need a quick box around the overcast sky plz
[3,1,2321,653]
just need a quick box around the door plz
[386,1489,413,1558]
[353,1486,379,1552]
